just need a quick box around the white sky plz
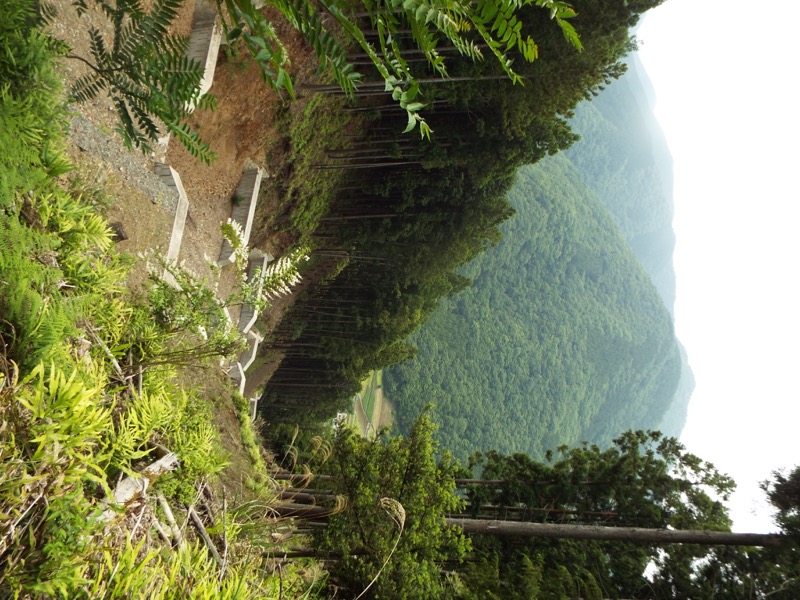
[636,0,800,532]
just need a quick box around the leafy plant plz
[216,0,583,138]
[69,0,216,162]
[0,362,111,594]
[1,6,330,594]
[0,0,70,201]
[220,221,309,311]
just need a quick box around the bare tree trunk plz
[446,519,785,547]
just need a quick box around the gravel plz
[69,114,180,215]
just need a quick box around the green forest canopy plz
[386,152,682,462]
[258,0,674,445]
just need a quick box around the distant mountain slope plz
[386,154,682,462]
[566,54,676,312]
[566,54,692,437]
[386,55,692,457]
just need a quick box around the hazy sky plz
[635,0,800,532]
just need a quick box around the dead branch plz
[188,506,224,569]
[100,453,179,522]
[157,492,184,547]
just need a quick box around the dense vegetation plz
[567,55,676,304]
[384,54,694,459]
[386,155,681,460]
[0,3,319,595]
[9,0,800,596]
[258,0,669,429]
[281,416,800,599]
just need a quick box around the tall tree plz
[307,413,469,599]
[281,426,800,599]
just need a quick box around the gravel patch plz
[69,115,180,214]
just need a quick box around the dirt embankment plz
[48,1,338,479]
[51,0,327,394]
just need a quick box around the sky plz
[635,0,800,532]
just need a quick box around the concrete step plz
[219,162,265,263]
[186,0,222,110]
[153,163,190,286]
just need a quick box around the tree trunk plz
[447,519,785,547]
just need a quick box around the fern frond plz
[71,73,106,102]
[72,0,89,16]
[167,121,216,165]
[195,93,217,111]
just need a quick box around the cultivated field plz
[349,370,393,437]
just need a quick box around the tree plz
[307,413,469,598]
[63,0,586,154]
[464,430,735,531]
[455,445,800,599]
[281,427,800,598]
[764,465,800,535]
[454,431,737,597]
[643,467,800,599]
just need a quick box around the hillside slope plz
[566,54,692,438]
[386,154,682,461]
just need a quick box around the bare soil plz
[50,0,319,282]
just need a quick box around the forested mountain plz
[565,53,693,438]
[566,54,675,311]
[258,1,674,442]
[386,153,682,461]
[386,54,693,458]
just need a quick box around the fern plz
[1,5,70,200]
[0,217,76,368]
[67,0,216,163]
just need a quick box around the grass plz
[349,371,382,436]
[360,373,378,424]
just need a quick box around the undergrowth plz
[276,94,356,245]
[0,1,324,596]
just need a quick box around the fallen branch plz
[152,517,173,545]
[220,488,228,580]
[88,328,136,396]
[188,506,224,569]
[100,453,180,522]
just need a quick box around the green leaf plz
[403,111,417,133]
